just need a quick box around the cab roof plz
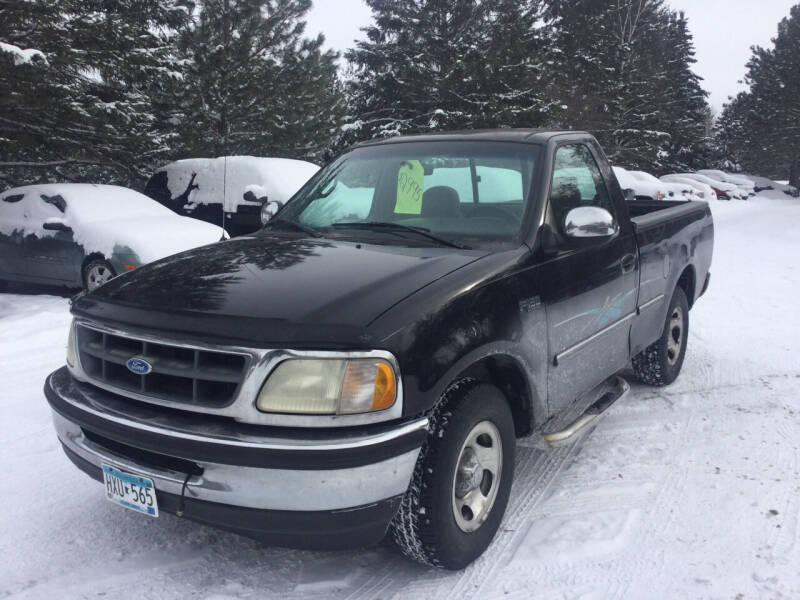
[352,129,591,148]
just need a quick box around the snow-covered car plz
[0,184,226,292]
[743,175,799,197]
[678,172,742,200]
[613,166,658,200]
[613,166,674,200]
[144,156,320,236]
[783,184,800,198]
[740,174,774,192]
[698,170,755,198]
[628,170,697,200]
[660,174,716,199]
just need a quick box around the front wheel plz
[632,286,689,386]
[82,258,116,292]
[390,380,516,569]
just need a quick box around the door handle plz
[620,253,636,274]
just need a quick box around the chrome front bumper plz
[46,367,427,514]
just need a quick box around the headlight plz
[66,322,76,368]
[256,358,397,415]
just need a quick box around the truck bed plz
[627,198,714,357]
[627,199,711,232]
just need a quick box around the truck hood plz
[73,234,486,347]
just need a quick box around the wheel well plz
[677,265,696,308]
[456,355,533,438]
[81,253,114,274]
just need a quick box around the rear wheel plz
[390,380,515,569]
[82,258,116,291]
[632,286,689,386]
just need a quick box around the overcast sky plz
[305,0,797,113]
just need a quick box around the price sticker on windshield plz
[395,160,424,214]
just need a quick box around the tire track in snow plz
[764,413,799,568]
[447,425,592,600]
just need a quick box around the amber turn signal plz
[372,362,396,410]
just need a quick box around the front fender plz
[371,248,549,428]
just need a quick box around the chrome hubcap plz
[452,421,502,533]
[666,306,684,366]
[87,265,114,290]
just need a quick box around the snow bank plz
[0,184,224,264]
[159,156,319,214]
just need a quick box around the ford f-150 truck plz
[45,130,713,569]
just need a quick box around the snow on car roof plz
[3,184,174,222]
[155,156,320,213]
[0,183,223,264]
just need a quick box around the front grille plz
[75,324,248,408]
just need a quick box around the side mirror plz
[623,188,636,202]
[564,206,617,239]
[260,199,283,224]
[243,190,258,203]
[43,219,72,233]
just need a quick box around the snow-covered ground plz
[2,191,799,599]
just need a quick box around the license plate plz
[101,464,159,517]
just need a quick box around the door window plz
[549,144,615,229]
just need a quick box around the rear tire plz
[390,379,516,569]
[82,258,116,292]
[632,286,689,386]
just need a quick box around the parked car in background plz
[612,166,692,201]
[628,170,697,200]
[698,170,755,198]
[0,184,226,292]
[678,172,741,200]
[612,166,663,200]
[740,174,774,192]
[782,184,800,198]
[660,175,716,200]
[144,156,319,237]
[757,178,799,198]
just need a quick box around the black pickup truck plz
[45,130,713,569]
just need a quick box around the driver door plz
[24,194,81,283]
[0,193,27,277]
[540,143,638,413]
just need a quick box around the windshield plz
[277,141,539,249]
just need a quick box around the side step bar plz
[543,375,630,443]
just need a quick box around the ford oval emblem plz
[126,357,152,375]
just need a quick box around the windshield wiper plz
[264,218,323,238]
[331,221,470,249]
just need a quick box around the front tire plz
[632,286,689,386]
[390,380,516,569]
[82,258,116,292]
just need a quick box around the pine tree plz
[341,0,554,145]
[716,5,800,185]
[173,0,344,163]
[647,10,711,171]
[547,0,710,173]
[0,0,191,188]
